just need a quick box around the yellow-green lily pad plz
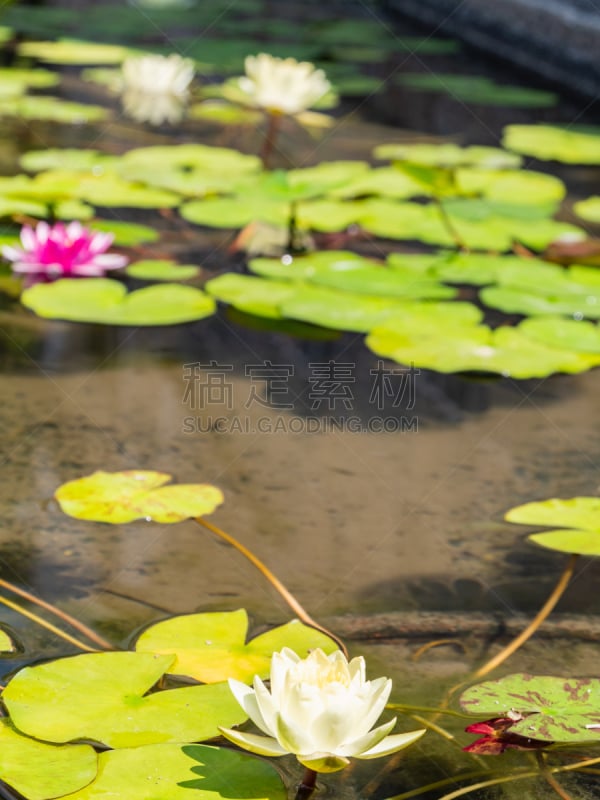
[90,220,159,246]
[374,142,521,169]
[135,609,338,683]
[205,274,296,319]
[506,496,600,556]
[3,652,245,748]
[63,743,286,800]
[22,279,216,326]
[0,96,109,123]
[18,39,132,65]
[55,469,223,524]
[519,316,600,353]
[126,260,201,281]
[503,124,600,164]
[0,718,97,800]
[574,197,600,223]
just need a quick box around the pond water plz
[1,2,600,799]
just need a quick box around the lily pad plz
[135,609,338,683]
[20,148,118,173]
[574,197,600,223]
[188,101,263,126]
[90,220,159,246]
[366,321,600,377]
[205,273,296,319]
[126,260,201,281]
[308,265,457,300]
[374,143,521,170]
[249,251,383,280]
[0,67,59,89]
[22,279,216,326]
[18,39,132,64]
[0,96,109,123]
[55,469,223,524]
[0,628,16,652]
[460,673,600,744]
[503,124,600,164]
[481,286,600,320]
[62,743,286,800]
[181,196,288,228]
[3,652,246,748]
[396,74,557,108]
[505,496,600,556]
[0,718,97,800]
[519,316,600,353]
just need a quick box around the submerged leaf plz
[135,609,338,683]
[55,469,223,524]
[3,652,245,748]
[63,743,286,800]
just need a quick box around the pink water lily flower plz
[2,221,129,280]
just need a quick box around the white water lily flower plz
[235,53,332,116]
[220,647,425,773]
[120,53,195,125]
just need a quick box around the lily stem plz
[0,594,98,652]
[195,517,348,657]
[261,111,281,170]
[474,553,578,678]
[536,752,574,800]
[295,768,318,800]
[0,577,113,650]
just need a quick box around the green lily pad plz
[0,67,59,89]
[283,292,481,333]
[22,279,216,326]
[455,167,566,206]
[396,73,557,108]
[3,652,246,748]
[329,166,426,200]
[62,743,286,800]
[126,260,201,281]
[90,220,159,246]
[181,196,288,228]
[503,124,600,164]
[296,199,365,232]
[135,609,338,683]
[119,143,260,180]
[519,316,600,353]
[374,143,521,169]
[308,265,457,300]
[0,628,16,652]
[0,197,47,217]
[460,673,600,744]
[20,148,118,173]
[505,496,600,556]
[574,197,600,223]
[0,718,97,800]
[66,174,180,208]
[249,250,380,280]
[481,286,600,320]
[366,321,600,377]
[427,253,538,286]
[55,469,223,524]
[204,273,295,319]
[0,96,109,123]
[188,101,263,126]
[18,39,132,64]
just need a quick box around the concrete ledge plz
[381,0,600,98]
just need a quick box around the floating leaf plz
[574,197,600,223]
[126,260,201,281]
[307,265,457,300]
[0,96,109,123]
[18,39,132,64]
[455,167,566,206]
[135,609,338,683]
[3,652,245,748]
[503,124,600,164]
[374,143,521,170]
[188,101,263,126]
[0,67,59,89]
[519,316,600,354]
[460,673,600,744]
[181,196,288,228]
[22,279,216,326]
[65,174,180,208]
[481,286,600,320]
[248,251,374,280]
[63,743,286,800]
[505,496,600,556]
[396,73,557,108]
[55,469,223,524]
[205,274,295,319]
[0,719,97,800]
[90,220,159,246]
[20,148,118,173]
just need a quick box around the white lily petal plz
[353,677,392,735]
[338,717,397,757]
[356,729,426,760]
[219,727,288,757]
[252,675,278,735]
[276,710,317,754]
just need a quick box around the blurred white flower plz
[220,647,425,773]
[120,53,195,125]
[233,53,332,116]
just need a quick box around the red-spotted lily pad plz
[460,673,600,744]
[135,608,338,683]
[3,652,246,748]
[55,470,223,524]
[63,743,285,800]
[505,497,600,556]
[0,718,97,800]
